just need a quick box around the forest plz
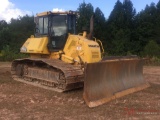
[0,0,160,62]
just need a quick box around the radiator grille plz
[92,52,99,58]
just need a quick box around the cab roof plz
[36,10,78,17]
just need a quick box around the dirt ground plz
[0,62,160,120]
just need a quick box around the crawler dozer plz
[11,11,150,107]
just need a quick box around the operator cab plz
[34,11,78,52]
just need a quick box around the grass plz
[145,56,160,66]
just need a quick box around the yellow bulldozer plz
[11,11,150,107]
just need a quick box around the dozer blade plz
[83,57,150,107]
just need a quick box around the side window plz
[68,15,76,34]
[44,17,48,34]
[39,18,43,34]
[38,17,48,34]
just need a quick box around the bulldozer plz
[11,10,150,107]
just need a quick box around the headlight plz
[20,46,27,52]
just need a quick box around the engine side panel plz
[62,34,101,64]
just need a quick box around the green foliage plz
[0,27,12,50]
[0,45,27,61]
[108,0,124,27]
[0,0,160,62]
[106,0,137,55]
[94,7,106,41]
[0,15,34,61]
[104,0,160,57]
[77,2,94,32]
[150,56,160,66]
[144,40,160,57]
[0,20,7,31]
[0,51,2,56]
[145,56,160,66]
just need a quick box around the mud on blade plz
[83,57,150,107]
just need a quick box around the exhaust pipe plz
[87,15,94,40]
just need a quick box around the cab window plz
[38,17,48,34]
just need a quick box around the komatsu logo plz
[88,45,99,48]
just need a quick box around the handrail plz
[92,37,105,55]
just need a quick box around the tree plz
[155,0,160,44]
[0,15,34,53]
[108,0,124,28]
[9,15,35,51]
[144,40,160,57]
[0,27,12,50]
[123,0,136,28]
[94,7,106,41]
[134,2,158,53]
[0,20,8,31]
[106,0,137,55]
[77,2,94,33]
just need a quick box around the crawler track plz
[11,58,84,92]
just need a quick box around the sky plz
[0,0,159,22]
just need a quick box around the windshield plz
[51,15,67,36]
